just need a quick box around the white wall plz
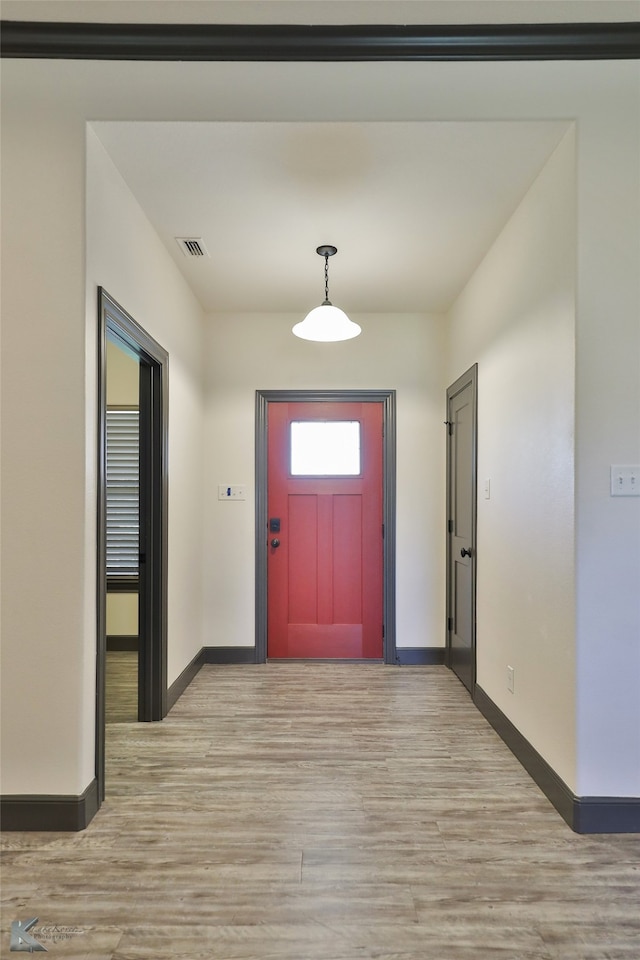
[87,129,206,688]
[106,593,138,636]
[106,339,139,407]
[202,311,446,650]
[1,100,94,794]
[448,130,577,788]
[573,91,640,798]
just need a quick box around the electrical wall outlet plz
[507,665,515,694]
[218,484,247,501]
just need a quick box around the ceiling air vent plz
[176,237,210,258]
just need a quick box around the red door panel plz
[288,495,318,624]
[267,401,383,659]
[332,495,363,624]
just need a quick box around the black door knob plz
[271,538,281,548]
[460,547,472,558]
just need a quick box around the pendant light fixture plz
[292,245,361,342]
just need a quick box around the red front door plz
[267,401,383,659]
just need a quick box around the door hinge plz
[448,519,453,534]
[444,420,454,435]
[447,616,453,632]
[382,623,385,639]
[382,523,385,538]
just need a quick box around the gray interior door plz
[446,365,477,693]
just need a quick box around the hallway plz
[2,663,639,958]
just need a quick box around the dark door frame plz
[445,363,478,692]
[96,287,169,803]
[255,389,396,665]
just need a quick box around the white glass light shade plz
[292,303,361,342]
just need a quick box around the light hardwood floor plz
[2,663,639,959]
[106,650,138,723]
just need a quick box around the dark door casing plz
[97,288,169,805]
[255,389,397,665]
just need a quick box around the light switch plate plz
[218,484,246,501]
[610,466,640,497]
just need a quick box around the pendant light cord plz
[324,253,331,305]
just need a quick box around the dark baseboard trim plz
[473,684,640,834]
[106,635,138,652]
[166,646,257,711]
[167,648,205,712]
[474,684,574,827]
[1,778,99,832]
[203,646,442,666]
[204,646,257,664]
[396,647,445,665]
[2,22,639,62]
[573,798,640,835]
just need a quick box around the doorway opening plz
[96,288,169,804]
[105,338,140,722]
[255,389,396,664]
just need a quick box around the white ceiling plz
[5,1,628,317]
[7,1,613,316]
[94,119,569,314]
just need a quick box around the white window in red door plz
[290,420,361,477]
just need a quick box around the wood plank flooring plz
[2,663,639,959]
[106,651,138,723]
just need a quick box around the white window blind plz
[106,407,139,579]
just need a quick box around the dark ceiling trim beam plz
[2,21,639,61]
